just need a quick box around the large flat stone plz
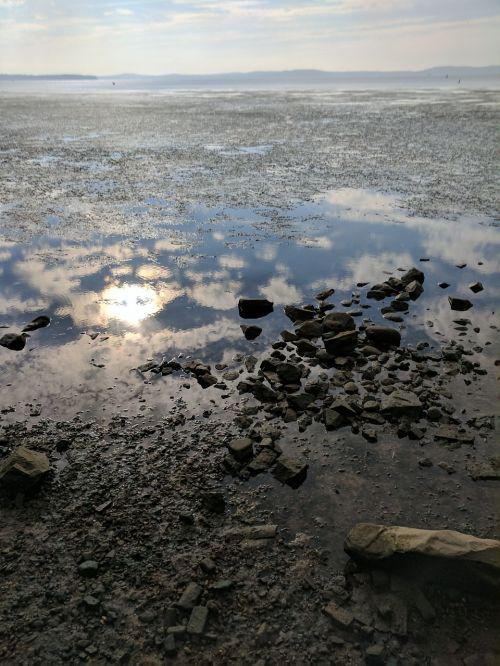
[0,446,50,490]
[381,390,422,416]
[345,523,500,571]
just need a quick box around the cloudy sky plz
[0,0,499,75]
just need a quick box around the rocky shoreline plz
[1,267,499,665]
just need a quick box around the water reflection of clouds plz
[218,254,246,269]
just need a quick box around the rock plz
[323,601,354,629]
[383,313,403,323]
[251,382,277,403]
[365,644,386,665]
[222,369,239,382]
[365,325,401,349]
[284,305,316,322]
[401,267,425,285]
[187,606,209,635]
[164,634,177,656]
[456,263,467,269]
[361,428,377,443]
[418,457,433,468]
[295,319,323,339]
[427,406,442,420]
[448,296,473,311]
[22,315,50,332]
[322,312,356,334]
[276,362,302,384]
[469,282,484,293]
[323,330,358,355]
[381,390,422,416]
[324,409,345,430]
[200,558,217,574]
[228,438,253,462]
[330,397,360,417]
[223,525,277,541]
[0,332,30,351]
[272,456,308,488]
[315,288,335,301]
[406,280,423,300]
[197,373,218,388]
[434,425,474,444]
[438,282,450,289]
[287,392,314,412]
[201,492,225,514]
[294,339,318,356]
[281,330,298,342]
[240,324,262,340]
[177,582,202,610]
[78,561,99,578]
[247,449,277,475]
[345,523,500,571]
[238,298,274,319]
[0,447,50,490]
[468,458,500,481]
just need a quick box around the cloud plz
[0,0,24,7]
[104,8,134,16]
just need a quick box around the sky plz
[0,0,499,75]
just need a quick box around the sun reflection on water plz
[101,283,162,325]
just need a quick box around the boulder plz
[344,523,500,571]
[315,287,335,301]
[448,296,473,311]
[381,390,422,416]
[365,325,401,349]
[238,298,274,319]
[469,282,484,294]
[322,312,355,334]
[227,438,254,462]
[405,280,423,300]
[0,447,50,490]
[324,409,345,430]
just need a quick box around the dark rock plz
[322,312,356,334]
[469,282,484,293]
[365,644,386,665]
[272,456,308,488]
[228,438,253,462]
[281,330,298,342]
[251,382,277,403]
[277,362,302,384]
[78,561,99,578]
[187,606,209,634]
[288,392,314,412]
[401,267,425,285]
[448,297,473,311]
[197,373,218,388]
[315,288,335,301]
[365,325,401,349]
[434,425,474,444]
[201,492,225,514]
[22,315,50,332]
[0,447,50,490]
[438,282,450,289]
[406,280,424,300]
[0,332,30,351]
[284,305,317,322]
[238,298,273,319]
[240,324,262,340]
[323,601,354,629]
[295,319,323,339]
[468,458,500,481]
[177,582,202,610]
[323,330,358,355]
[324,409,345,430]
[247,450,277,475]
[294,339,318,356]
[361,428,377,443]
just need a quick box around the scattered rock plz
[469,282,484,293]
[177,582,202,610]
[365,325,401,349]
[468,458,500,481]
[315,288,335,301]
[272,456,308,488]
[187,606,209,635]
[78,560,99,578]
[381,390,422,416]
[0,332,30,351]
[228,438,253,462]
[323,601,354,629]
[22,315,50,332]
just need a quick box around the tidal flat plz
[0,89,499,664]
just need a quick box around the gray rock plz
[228,438,253,462]
[434,425,474,443]
[0,332,30,351]
[287,393,314,412]
[381,390,422,416]
[324,409,345,430]
[401,267,425,285]
[238,298,274,319]
[177,582,202,610]
[323,601,354,629]
[187,606,209,635]
[323,330,358,355]
[284,305,317,322]
[22,315,50,332]
[0,447,50,490]
[406,280,424,300]
[223,525,277,541]
[272,456,308,487]
[78,561,99,578]
[315,287,335,301]
[247,449,277,474]
[468,458,500,481]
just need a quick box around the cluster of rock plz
[0,315,50,351]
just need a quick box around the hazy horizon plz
[1,1,499,76]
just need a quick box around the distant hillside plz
[0,74,98,80]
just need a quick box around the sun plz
[101,283,162,325]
